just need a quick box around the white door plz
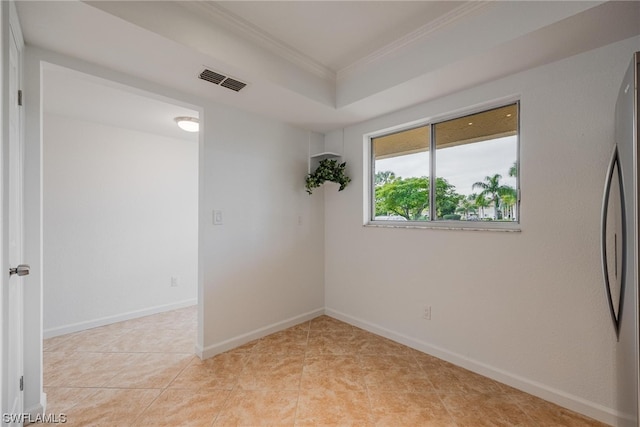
[1,10,25,426]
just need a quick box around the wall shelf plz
[307,130,345,174]
[310,151,341,160]
[309,151,341,173]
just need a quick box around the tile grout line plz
[209,332,256,427]
[43,309,608,427]
[292,321,310,426]
[412,351,451,420]
[128,352,199,425]
[361,352,376,427]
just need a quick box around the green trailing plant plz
[305,159,351,194]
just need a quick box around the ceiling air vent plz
[198,68,247,92]
[220,78,247,92]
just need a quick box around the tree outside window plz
[372,103,519,226]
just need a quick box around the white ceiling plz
[213,1,463,73]
[43,64,199,142]
[16,1,640,134]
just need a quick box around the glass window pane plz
[433,104,518,222]
[372,125,430,221]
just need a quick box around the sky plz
[375,135,517,196]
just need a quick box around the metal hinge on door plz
[18,90,22,106]
[20,376,23,391]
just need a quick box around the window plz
[371,102,519,227]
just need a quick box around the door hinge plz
[19,376,23,391]
[18,90,22,106]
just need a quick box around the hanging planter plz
[305,159,351,194]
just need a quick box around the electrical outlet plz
[213,210,223,225]
[422,305,431,320]
[171,276,179,287]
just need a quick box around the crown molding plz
[179,1,490,85]
[337,1,491,81]
[180,1,336,82]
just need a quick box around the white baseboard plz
[24,398,67,425]
[43,299,197,339]
[325,308,620,427]
[46,301,619,424]
[24,398,45,423]
[198,308,325,360]
[194,343,204,359]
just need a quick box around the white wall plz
[23,46,325,415]
[199,100,326,355]
[42,113,198,336]
[324,36,640,425]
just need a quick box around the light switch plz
[213,210,223,225]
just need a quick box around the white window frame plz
[365,100,521,232]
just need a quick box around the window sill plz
[365,221,521,232]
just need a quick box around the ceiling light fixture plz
[175,116,199,132]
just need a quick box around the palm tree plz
[375,170,396,186]
[505,163,518,220]
[472,174,512,220]
[456,198,477,220]
[469,193,488,219]
[500,189,517,220]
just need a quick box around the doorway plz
[41,64,200,340]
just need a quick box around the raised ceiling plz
[211,1,463,74]
[16,1,640,133]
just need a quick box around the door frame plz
[1,1,25,424]
[20,47,205,417]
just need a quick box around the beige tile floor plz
[42,307,608,426]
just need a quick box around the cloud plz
[375,136,517,195]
